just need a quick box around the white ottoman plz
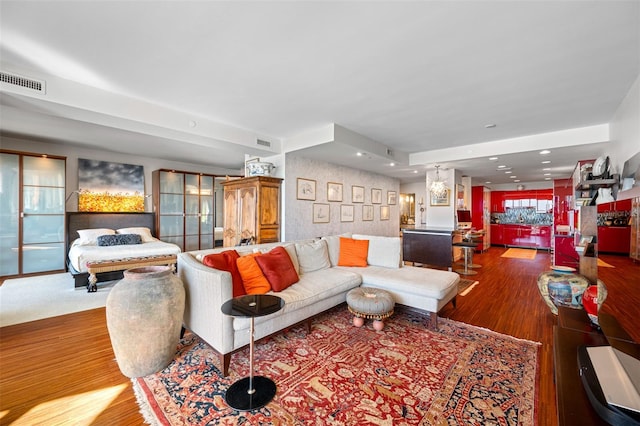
[346,287,395,330]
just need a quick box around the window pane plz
[22,242,65,273]
[23,157,65,187]
[159,172,184,194]
[0,153,19,275]
[160,216,183,237]
[185,215,199,235]
[23,215,64,244]
[23,187,64,213]
[160,194,184,214]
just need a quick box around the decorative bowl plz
[247,161,275,176]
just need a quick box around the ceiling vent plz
[0,71,46,94]
[256,139,271,148]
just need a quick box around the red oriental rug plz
[133,307,540,425]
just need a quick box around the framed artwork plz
[327,182,343,202]
[456,184,465,209]
[371,188,382,204]
[352,185,365,203]
[312,203,330,223]
[297,178,316,200]
[341,204,354,222]
[362,205,374,221]
[380,205,390,220]
[387,191,397,205]
[430,189,450,206]
[78,158,145,212]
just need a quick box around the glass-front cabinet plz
[152,169,219,251]
[0,151,66,278]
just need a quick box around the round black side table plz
[221,294,284,411]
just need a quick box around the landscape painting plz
[78,159,145,212]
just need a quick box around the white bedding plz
[68,238,182,273]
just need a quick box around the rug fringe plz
[131,379,161,426]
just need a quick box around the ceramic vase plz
[106,266,185,378]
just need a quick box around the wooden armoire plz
[221,176,282,247]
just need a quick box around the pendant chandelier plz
[430,165,448,198]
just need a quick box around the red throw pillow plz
[202,250,245,297]
[236,253,272,295]
[338,237,369,267]
[255,246,300,292]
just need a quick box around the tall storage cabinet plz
[221,176,282,247]
[0,151,66,278]
[152,169,216,252]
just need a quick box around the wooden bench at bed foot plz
[85,255,177,292]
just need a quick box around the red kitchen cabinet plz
[503,224,536,248]
[491,191,505,213]
[491,224,504,245]
[598,226,631,254]
[554,178,573,227]
[531,225,551,249]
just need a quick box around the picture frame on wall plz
[387,191,397,205]
[362,205,374,221]
[380,205,390,220]
[341,204,354,222]
[327,182,343,202]
[430,189,450,206]
[352,185,365,203]
[297,178,316,200]
[312,203,330,223]
[371,188,382,204]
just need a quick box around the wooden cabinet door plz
[223,189,239,247]
[238,186,257,242]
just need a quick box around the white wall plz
[425,168,456,229]
[284,155,400,240]
[610,74,640,176]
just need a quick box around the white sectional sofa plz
[177,233,459,376]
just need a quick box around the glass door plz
[0,153,19,276]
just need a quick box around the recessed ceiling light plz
[545,177,552,180]
[510,176,517,179]
[489,157,499,161]
[541,160,551,164]
[514,179,521,182]
[540,150,551,155]
[389,162,395,166]
[544,173,551,176]
[505,171,512,174]
[485,124,497,128]
[498,165,507,169]
[543,168,551,171]
[485,181,492,184]
[413,170,418,174]
[356,152,363,156]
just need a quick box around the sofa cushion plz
[338,237,369,267]
[348,265,459,299]
[353,234,402,269]
[321,233,353,266]
[255,246,300,292]
[236,253,271,294]
[202,249,245,297]
[295,239,331,274]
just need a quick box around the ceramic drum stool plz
[347,287,395,330]
[537,270,590,315]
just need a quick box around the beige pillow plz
[117,227,155,243]
[77,228,115,245]
[295,240,331,274]
[321,233,353,266]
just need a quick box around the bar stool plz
[453,241,478,275]
[466,231,485,269]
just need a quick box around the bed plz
[66,212,181,289]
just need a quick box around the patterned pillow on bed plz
[97,234,142,246]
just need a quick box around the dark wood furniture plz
[65,212,157,288]
[402,227,455,269]
[554,306,639,426]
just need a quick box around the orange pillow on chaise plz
[202,250,245,297]
[338,237,369,267]
[255,246,300,292]
[236,253,271,295]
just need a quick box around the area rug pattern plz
[501,248,537,260]
[133,308,539,425]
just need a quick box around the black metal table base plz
[225,376,277,411]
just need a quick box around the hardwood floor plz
[1,247,639,425]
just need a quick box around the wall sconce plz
[65,190,80,203]
[418,197,425,212]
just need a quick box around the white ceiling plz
[1,1,638,185]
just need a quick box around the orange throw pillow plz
[255,246,299,292]
[236,253,271,295]
[202,250,245,297]
[338,237,369,267]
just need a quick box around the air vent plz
[257,139,271,147]
[0,71,45,93]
